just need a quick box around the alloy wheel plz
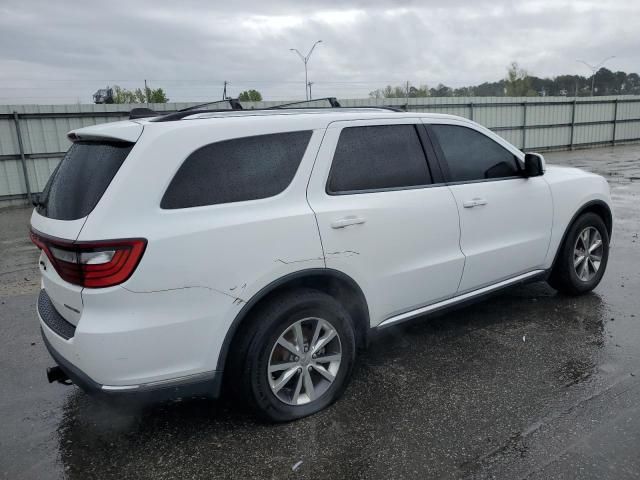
[267,317,342,406]
[573,226,603,282]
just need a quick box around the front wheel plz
[548,212,609,295]
[233,289,356,422]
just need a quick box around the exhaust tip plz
[46,366,70,385]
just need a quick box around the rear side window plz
[161,131,312,209]
[37,141,133,221]
[327,125,431,194]
[430,125,520,182]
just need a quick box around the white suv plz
[31,105,612,421]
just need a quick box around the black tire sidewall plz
[560,212,609,293]
[244,290,356,422]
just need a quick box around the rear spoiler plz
[67,121,144,143]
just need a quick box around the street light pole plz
[577,56,616,96]
[290,40,322,101]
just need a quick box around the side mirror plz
[523,153,545,177]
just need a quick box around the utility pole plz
[307,82,314,100]
[290,40,322,100]
[144,79,149,104]
[222,81,228,100]
[576,56,615,96]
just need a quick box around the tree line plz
[100,62,640,104]
[102,85,262,104]
[369,63,640,98]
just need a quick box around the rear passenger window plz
[327,125,431,194]
[161,131,312,209]
[430,125,520,182]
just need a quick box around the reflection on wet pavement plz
[1,144,640,479]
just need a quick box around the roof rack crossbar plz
[178,98,243,112]
[268,97,341,109]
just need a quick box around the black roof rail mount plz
[129,107,160,119]
[268,97,342,109]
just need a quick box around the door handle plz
[462,198,488,208]
[331,216,366,229]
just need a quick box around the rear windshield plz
[37,141,133,220]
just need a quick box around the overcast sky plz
[0,0,638,104]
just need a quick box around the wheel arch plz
[216,268,370,373]
[551,199,612,271]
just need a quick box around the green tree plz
[408,84,430,97]
[366,66,640,99]
[429,83,453,97]
[368,83,430,98]
[238,89,263,101]
[505,62,537,96]
[147,88,169,103]
[111,85,169,103]
[112,85,136,103]
[626,73,640,95]
[453,86,475,96]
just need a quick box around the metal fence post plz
[12,111,32,205]
[522,102,527,151]
[469,102,474,121]
[612,98,619,146]
[569,100,577,150]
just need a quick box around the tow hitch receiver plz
[46,366,71,385]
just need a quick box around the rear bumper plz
[41,328,222,400]
[36,282,238,399]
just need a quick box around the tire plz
[229,288,356,422]
[548,212,609,295]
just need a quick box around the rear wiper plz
[32,193,46,209]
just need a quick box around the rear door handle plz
[331,216,366,229]
[462,198,488,208]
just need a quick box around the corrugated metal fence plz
[1,95,640,206]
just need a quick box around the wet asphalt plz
[1,144,640,479]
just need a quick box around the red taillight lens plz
[30,229,146,288]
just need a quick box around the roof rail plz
[268,97,342,109]
[267,98,406,113]
[352,105,406,112]
[148,97,408,122]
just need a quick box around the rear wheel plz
[231,289,356,422]
[548,212,609,295]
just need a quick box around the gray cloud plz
[0,0,637,103]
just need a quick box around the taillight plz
[30,229,146,288]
